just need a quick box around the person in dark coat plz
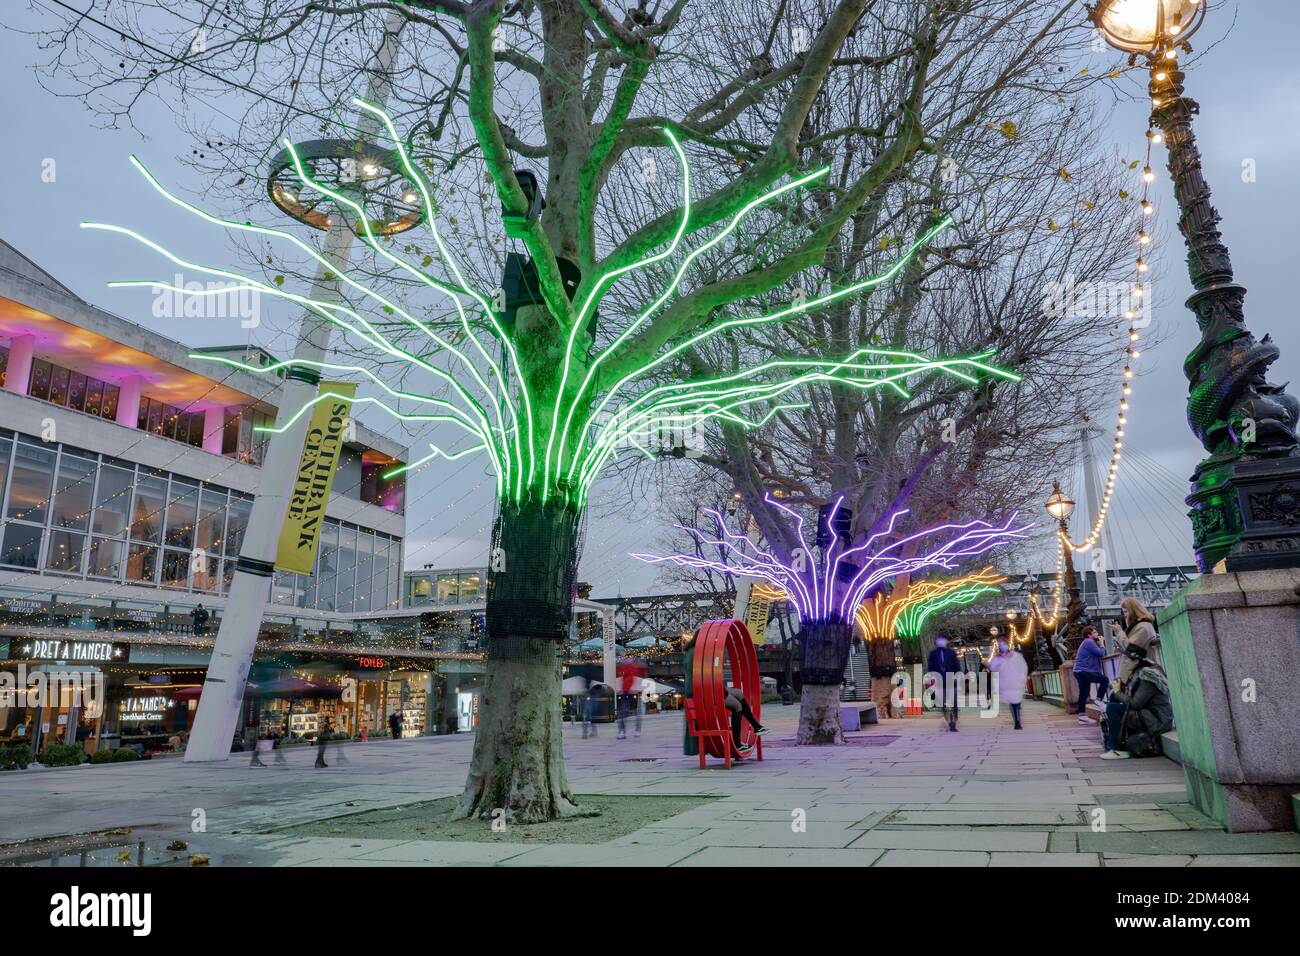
[388,710,403,740]
[927,634,963,731]
[1101,644,1174,759]
[315,718,332,768]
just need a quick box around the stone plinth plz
[1159,568,1300,831]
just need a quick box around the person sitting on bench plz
[723,685,768,754]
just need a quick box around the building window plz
[51,453,95,533]
[101,384,120,421]
[88,536,126,580]
[7,441,55,525]
[22,358,120,421]
[28,360,51,401]
[161,548,191,589]
[163,480,198,550]
[224,495,251,558]
[45,530,88,574]
[91,464,133,538]
[0,522,42,568]
[130,474,168,544]
[126,542,158,584]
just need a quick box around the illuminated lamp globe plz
[1045,484,1076,522]
[1086,0,1206,55]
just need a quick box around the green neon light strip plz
[355,99,537,499]
[87,159,511,475]
[575,349,1018,493]
[555,165,832,491]
[279,135,523,497]
[87,102,1015,514]
[383,442,489,479]
[895,583,1001,638]
[566,216,956,483]
[94,236,507,485]
[543,128,695,502]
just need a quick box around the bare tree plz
[26,0,1130,812]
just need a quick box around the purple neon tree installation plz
[633,495,1031,743]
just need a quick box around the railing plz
[1030,668,1064,703]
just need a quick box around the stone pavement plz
[2,701,1298,866]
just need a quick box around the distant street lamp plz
[1046,481,1087,652]
[1088,0,1300,572]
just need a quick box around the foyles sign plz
[8,640,129,663]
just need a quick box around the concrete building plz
[0,240,456,752]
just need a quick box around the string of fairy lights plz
[1007,57,1170,647]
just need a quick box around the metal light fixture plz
[1045,482,1076,522]
[1087,0,1300,571]
[1087,0,1206,56]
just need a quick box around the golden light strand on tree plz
[854,568,1008,638]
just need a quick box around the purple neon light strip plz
[632,504,1030,626]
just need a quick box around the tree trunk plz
[456,498,587,824]
[796,619,853,744]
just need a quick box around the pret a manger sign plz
[120,695,171,722]
[9,639,128,663]
[276,381,357,574]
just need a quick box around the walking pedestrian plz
[986,638,1028,729]
[1073,625,1109,723]
[315,718,332,768]
[616,691,629,739]
[927,634,962,731]
[388,709,403,741]
[722,684,768,754]
[583,684,600,738]
[1101,643,1174,759]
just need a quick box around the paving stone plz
[989,852,1099,866]
[848,830,1047,852]
[873,849,991,866]
[672,847,884,867]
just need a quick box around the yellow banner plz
[745,589,772,644]
[275,382,356,574]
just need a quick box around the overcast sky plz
[1,1,1296,595]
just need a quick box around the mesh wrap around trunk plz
[800,619,854,686]
[485,497,583,658]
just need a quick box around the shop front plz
[2,636,129,754]
[245,655,443,741]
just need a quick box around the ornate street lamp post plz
[1046,481,1088,651]
[1088,0,1300,572]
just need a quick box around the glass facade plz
[2,344,406,512]
[405,567,486,607]
[21,355,122,423]
[0,430,402,610]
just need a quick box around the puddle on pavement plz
[0,834,222,867]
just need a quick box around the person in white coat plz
[986,638,1028,729]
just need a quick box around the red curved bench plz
[687,619,763,767]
